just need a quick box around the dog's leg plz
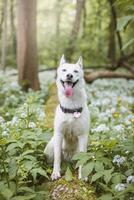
[51,133,63,180]
[44,137,54,164]
[78,134,88,180]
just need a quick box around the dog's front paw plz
[78,167,88,182]
[78,173,88,182]
[51,171,61,181]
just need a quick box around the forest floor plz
[0,70,134,200]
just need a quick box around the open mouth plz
[60,79,79,97]
[60,79,79,88]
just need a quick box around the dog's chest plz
[61,115,83,138]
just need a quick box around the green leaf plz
[117,15,134,31]
[72,152,89,161]
[99,183,113,193]
[75,156,90,168]
[21,150,35,156]
[111,173,125,184]
[91,172,103,183]
[21,155,37,162]
[104,168,114,184]
[23,160,35,171]
[6,143,19,152]
[81,161,94,178]
[95,161,104,172]
[31,167,48,181]
[65,167,73,182]
[1,187,13,200]
[11,194,36,200]
[122,38,134,50]
[17,187,35,194]
[8,159,18,179]
[98,193,113,200]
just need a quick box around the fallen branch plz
[84,70,134,83]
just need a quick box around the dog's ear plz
[77,56,83,68]
[60,54,66,66]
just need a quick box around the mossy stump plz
[48,177,96,200]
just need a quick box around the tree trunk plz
[107,8,116,66]
[1,0,8,71]
[17,0,40,91]
[54,0,62,66]
[10,0,16,57]
[65,0,85,61]
[0,2,4,38]
[108,0,124,57]
[85,71,134,83]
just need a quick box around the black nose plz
[66,73,73,79]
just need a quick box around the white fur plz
[44,56,90,180]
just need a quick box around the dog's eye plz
[74,70,79,73]
[62,69,66,72]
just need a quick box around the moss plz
[44,83,58,129]
[47,177,96,200]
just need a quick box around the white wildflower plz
[111,107,116,113]
[28,122,36,129]
[10,81,20,90]
[11,116,19,126]
[115,183,126,191]
[98,112,109,122]
[114,124,124,133]
[2,130,9,137]
[127,176,134,184]
[120,106,127,113]
[21,112,27,118]
[38,111,45,121]
[113,155,125,166]
[0,116,5,124]
[92,124,110,133]
[101,98,111,106]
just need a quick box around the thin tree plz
[54,0,62,65]
[17,0,40,91]
[0,2,4,38]
[107,8,116,67]
[108,0,124,58]
[1,0,8,71]
[65,0,85,61]
[10,0,16,57]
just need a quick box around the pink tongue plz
[64,83,73,97]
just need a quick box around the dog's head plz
[56,55,84,98]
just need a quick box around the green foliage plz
[0,74,134,199]
[0,76,51,200]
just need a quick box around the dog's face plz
[57,55,84,97]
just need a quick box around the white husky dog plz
[44,55,90,180]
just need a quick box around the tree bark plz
[0,2,4,38]
[65,0,85,61]
[54,0,62,66]
[10,0,16,57]
[84,71,134,83]
[17,0,40,91]
[108,0,124,57]
[1,0,8,71]
[107,8,116,66]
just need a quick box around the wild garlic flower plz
[126,176,134,184]
[38,111,45,121]
[113,155,125,166]
[21,112,27,119]
[114,124,124,133]
[0,116,5,124]
[28,122,36,129]
[115,183,126,191]
[92,124,110,133]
